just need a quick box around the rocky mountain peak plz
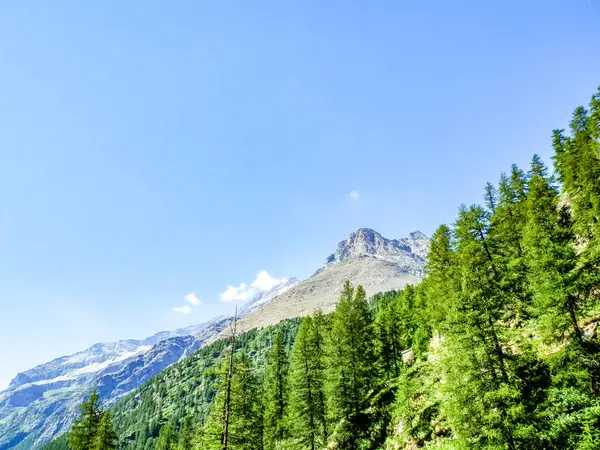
[323,228,430,276]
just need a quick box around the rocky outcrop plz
[320,228,429,276]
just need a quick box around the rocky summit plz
[322,228,429,275]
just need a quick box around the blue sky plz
[1,0,599,389]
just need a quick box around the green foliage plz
[45,86,600,450]
[199,351,264,450]
[42,434,68,450]
[57,390,118,450]
[287,313,329,450]
[175,417,193,450]
[263,331,289,450]
[326,282,377,449]
[68,390,103,450]
[155,423,175,450]
[92,411,118,450]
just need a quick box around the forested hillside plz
[45,88,600,450]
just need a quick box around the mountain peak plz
[409,230,428,240]
[323,228,430,276]
[347,227,383,242]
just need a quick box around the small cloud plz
[184,292,201,306]
[172,292,202,314]
[252,270,285,291]
[221,282,252,302]
[348,190,359,200]
[220,271,287,302]
[172,305,192,314]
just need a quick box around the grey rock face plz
[322,228,430,276]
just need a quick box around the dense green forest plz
[45,88,600,449]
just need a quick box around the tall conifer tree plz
[263,330,289,450]
[68,390,103,450]
[288,315,328,450]
[326,282,376,449]
[92,411,118,450]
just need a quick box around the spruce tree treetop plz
[68,389,103,450]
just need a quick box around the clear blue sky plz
[1,0,599,389]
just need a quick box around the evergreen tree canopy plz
[68,390,103,450]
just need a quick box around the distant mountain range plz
[0,228,429,449]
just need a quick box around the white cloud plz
[184,292,201,306]
[348,190,359,199]
[172,292,202,314]
[221,282,252,302]
[252,270,284,291]
[172,305,192,314]
[220,271,287,302]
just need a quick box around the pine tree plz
[68,390,103,450]
[523,155,584,344]
[434,200,547,449]
[552,90,600,345]
[197,354,236,450]
[92,411,118,450]
[199,352,264,450]
[155,423,176,450]
[228,352,263,450]
[493,165,531,323]
[326,282,376,449]
[263,331,289,450]
[423,224,457,329]
[374,297,401,379]
[221,309,238,450]
[311,309,329,445]
[288,315,328,450]
[374,289,417,380]
[553,90,600,241]
[176,417,194,450]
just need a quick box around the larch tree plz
[92,411,118,450]
[68,389,103,450]
[263,330,289,450]
[155,423,176,450]
[326,282,376,449]
[288,315,328,450]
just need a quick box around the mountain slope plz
[2,227,426,449]
[0,281,295,450]
[215,228,428,339]
[0,324,216,450]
